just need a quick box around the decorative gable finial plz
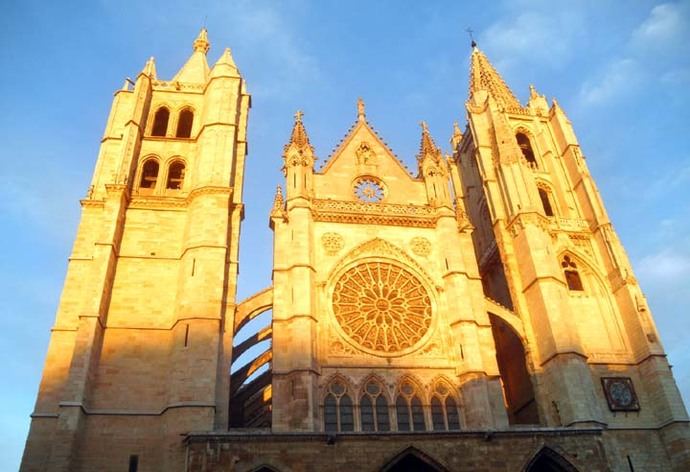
[357,98,366,121]
[419,121,440,159]
[193,27,210,54]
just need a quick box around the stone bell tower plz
[21,29,250,471]
[456,45,689,469]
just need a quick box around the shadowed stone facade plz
[21,30,689,472]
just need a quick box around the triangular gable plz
[319,118,414,179]
[313,118,428,205]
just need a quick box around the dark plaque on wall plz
[601,377,640,411]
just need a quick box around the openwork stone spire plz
[469,47,521,110]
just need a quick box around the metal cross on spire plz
[465,27,477,48]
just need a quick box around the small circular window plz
[354,177,385,203]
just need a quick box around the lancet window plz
[324,378,354,432]
[176,108,194,138]
[538,187,555,217]
[140,159,159,189]
[360,379,390,432]
[395,379,426,432]
[516,132,537,168]
[430,381,461,431]
[562,256,584,291]
[166,161,186,190]
[151,107,170,137]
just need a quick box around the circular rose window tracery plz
[332,262,432,354]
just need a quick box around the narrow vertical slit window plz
[538,188,554,216]
[396,396,410,431]
[446,397,461,430]
[324,394,337,432]
[128,455,139,472]
[431,397,445,431]
[411,396,425,431]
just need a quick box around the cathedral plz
[20,29,690,472]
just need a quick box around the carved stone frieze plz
[311,198,437,228]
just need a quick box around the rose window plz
[332,262,432,354]
[354,177,385,203]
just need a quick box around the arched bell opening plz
[489,314,541,425]
[524,447,579,472]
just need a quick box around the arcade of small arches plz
[322,376,462,433]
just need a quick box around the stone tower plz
[21,29,250,471]
[455,46,690,468]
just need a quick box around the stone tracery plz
[332,261,432,354]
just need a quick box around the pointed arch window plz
[140,159,159,189]
[176,109,194,138]
[562,256,584,291]
[166,161,186,190]
[395,380,426,432]
[430,382,461,431]
[151,107,170,137]
[360,379,390,432]
[516,132,537,168]
[538,187,555,216]
[324,379,354,432]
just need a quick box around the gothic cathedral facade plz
[21,30,689,472]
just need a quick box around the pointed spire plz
[419,121,441,159]
[210,48,240,78]
[357,97,366,122]
[469,47,521,110]
[451,121,463,149]
[173,29,211,83]
[284,110,314,153]
[193,27,210,54]
[142,56,157,79]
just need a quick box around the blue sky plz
[1,0,689,469]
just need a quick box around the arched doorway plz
[525,447,579,472]
[489,314,540,425]
[380,447,447,472]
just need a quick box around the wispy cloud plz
[479,5,585,72]
[579,2,690,105]
[231,1,321,99]
[638,248,690,282]
[631,3,688,49]
[579,58,642,105]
